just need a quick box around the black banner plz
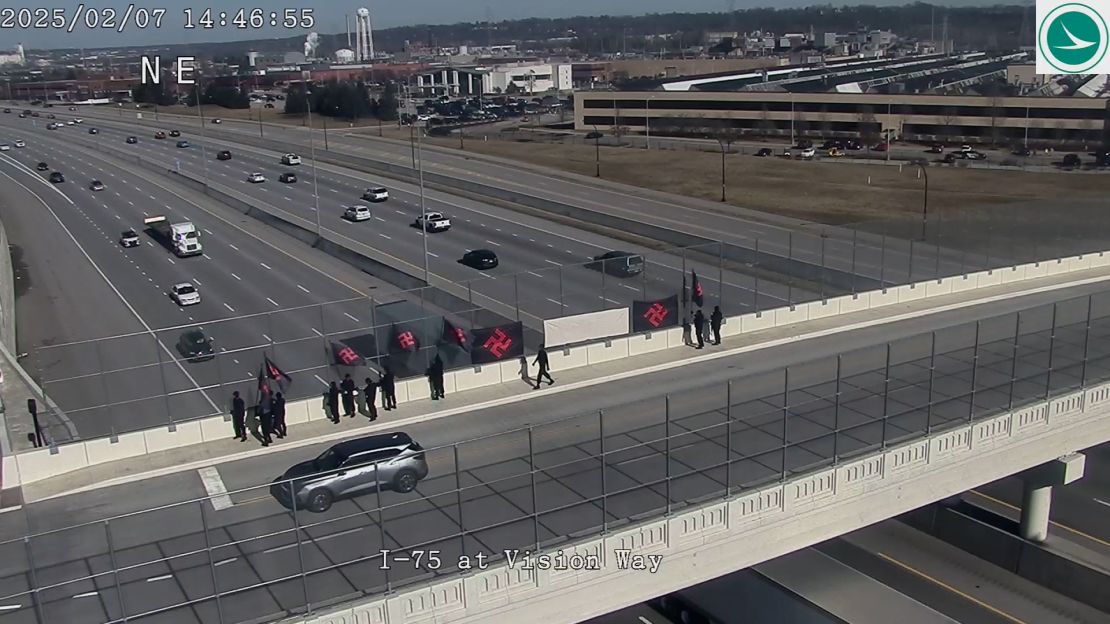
[632,295,679,333]
[440,319,469,350]
[471,321,524,365]
[390,323,420,354]
[331,341,366,367]
[691,270,704,308]
[263,356,292,392]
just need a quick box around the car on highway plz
[177,329,215,362]
[959,144,973,152]
[36,162,48,171]
[927,143,943,154]
[942,153,959,164]
[211,118,222,124]
[68,106,76,111]
[176,140,190,148]
[65,120,74,125]
[964,150,987,161]
[89,180,105,191]
[119,229,140,247]
[2,108,8,113]
[17,113,25,118]
[414,211,451,232]
[586,250,644,277]
[1012,146,1033,157]
[246,172,265,183]
[1062,153,1082,168]
[47,113,55,119]
[216,150,232,160]
[48,172,65,183]
[88,128,98,134]
[821,139,841,150]
[31,112,39,117]
[270,432,429,512]
[755,148,773,157]
[585,131,603,140]
[13,140,24,148]
[871,142,889,152]
[0,144,9,151]
[460,249,498,270]
[170,283,201,306]
[281,153,301,165]
[126,136,138,144]
[169,130,181,137]
[343,205,372,221]
[47,123,59,130]
[74,118,83,124]
[279,172,297,183]
[154,131,166,139]
[362,187,389,202]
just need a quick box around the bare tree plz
[703,119,745,202]
[817,104,832,136]
[756,104,776,136]
[937,106,959,143]
[857,105,879,144]
[987,95,1005,146]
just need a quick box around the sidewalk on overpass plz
[15,263,1110,506]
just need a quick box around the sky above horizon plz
[2,0,985,50]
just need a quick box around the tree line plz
[284,81,399,121]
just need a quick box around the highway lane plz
[0,122,410,439]
[66,106,972,284]
[1,282,1106,624]
[58,115,805,319]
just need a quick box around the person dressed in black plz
[340,374,357,418]
[272,392,287,438]
[230,391,246,442]
[681,313,693,347]
[710,305,724,346]
[326,381,340,423]
[429,354,446,400]
[363,376,379,421]
[693,309,706,349]
[533,344,554,389]
[381,366,397,410]
[257,401,274,447]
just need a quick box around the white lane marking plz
[72,592,99,599]
[224,303,235,312]
[546,298,561,305]
[230,273,241,280]
[311,328,323,336]
[146,574,173,583]
[544,259,562,266]
[0,605,21,612]
[528,271,544,278]
[427,251,439,258]
[638,617,655,624]
[214,557,237,567]
[203,253,212,260]
[192,278,203,286]
[344,312,360,322]
[263,526,364,554]
[267,297,279,307]
[259,262,272,270]
[621,284,640,291]
[1095,498,1110,508]
[198,467,234,511]
[228,243,239,251]
[262,334,272,342]
[166,257,175,265]
[394,210,405,215]
[485,240,501,247]
[599,296,622,305]
[297,284,310,293]
[203,228,214,235]
[314,374,328,386]
[379,233,392,240]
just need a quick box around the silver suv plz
[271,433,429,512]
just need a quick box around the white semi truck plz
[144,215,202,257]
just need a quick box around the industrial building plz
[413,62,572,96]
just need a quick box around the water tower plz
[355,8,375,62]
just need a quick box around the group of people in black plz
[326,367,398,423]
[230,390,288,447]
[682,305,725,349]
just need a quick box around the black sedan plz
[120,229,140,247]
[177,329,215,361]
[755,148,773,157]
[169,130,181,137]
[48,172,65,183]
[126,136,138,144]
[36,162,49,171]
[279,172,298,183]
[460,249,499,270]
[216,150,232,160]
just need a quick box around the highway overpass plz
[0,276,1106,624]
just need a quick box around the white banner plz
[544,308,629,347]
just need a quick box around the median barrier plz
[455,363,504,392]
[925,279,952,297]
[896,282,928,303]
[549,344,589,372]
[404,378,431,403]
[198,415,229,442]
[284,400,312,426]
[868,288,899,308]
[586,338,630,365]
[1092,252,1110,268]
[144,420,204,453]
[808,298,842,320]
[948,273,978,293]
[627,331,669,357]
[773,304,809,326]
[975,269,1003,287]
[84,430,146,465]
[1024,261,1048,279]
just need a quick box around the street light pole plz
[322,112,329,150]
[193,81,210,185]
[917,163,929,240]
[307,95,322,236]
[645,97,650,149]
[257,105,264,138]
[719,139,731,202]
[593,125,601,177]
[416,124,430,282]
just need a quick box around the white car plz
[170,283,201,306]
[415,211,451,232]
[343,205,372,221]
[247,172,266,183]
[800,147,816,159]
[66,120,74,125]
[74,118,83,124]
[0,144,9,151]
[14,140,24,148]
[361,187,389,202]
[281,153,301,165]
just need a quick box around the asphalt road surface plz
[13,113,805,321]
[0,122,406,440]
[0,282,1106,624]
[53,106,976,287]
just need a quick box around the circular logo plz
[1039,3,1108,72]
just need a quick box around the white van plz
[281,153,302,165]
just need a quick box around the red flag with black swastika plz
[331,341,366,367]
[441,319,470,351]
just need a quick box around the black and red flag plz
[690,270,704,307]
[441,319,469,351]
[632,295,679,333]
[331,340,366,367]
[390,323,420,353]
[470,321,524,365]
[263,356,292,393]
[256,364,274,414]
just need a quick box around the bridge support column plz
[1018,453,1085,543]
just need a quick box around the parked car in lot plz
[755,148,773,157]
[1012,146,1033,157]
[460,249,499,270]
[170,283,201,306]
[414,211,451,232]
[177,329,214,361]
[211,118,222,124]
[844,139,862,150]
[928,143,943,154]
[827,147,844,157]
[119,229,140,247]
[585,131,603,140]
[964,151,987,161]
[586,250,644,277]
[800,147,816,159]
[0,144,8,151]
[279,172,297,183]
[270,433,430,512]
[216,150,232,160]
[48,172,65,183]
[343,205,372,221]
[1062,153,1082,168]
[361,187,389,202]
